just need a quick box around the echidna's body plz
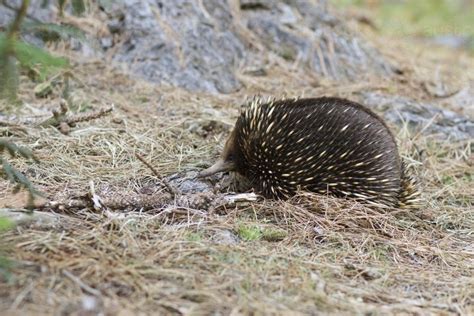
[199,97,421,208]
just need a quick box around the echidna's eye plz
[226,153,235,162]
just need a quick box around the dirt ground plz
[0,17,473,316]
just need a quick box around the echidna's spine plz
[398,162,423,209]
[199,96,423,209]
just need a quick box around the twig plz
[412,113,440,141]
[38,100,114,134]
[9,279,34,310]
[62,270,102,297]
[6,0,30,39]
[63,105,114,125]
[0,120,24,128]
[224,193,258,204]
[135,153,179,197]
[42,191,257,213]
[46,191,174,212]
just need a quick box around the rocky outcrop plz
[1,0,472,140]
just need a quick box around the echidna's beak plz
[197,159,235,178]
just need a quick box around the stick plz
[135,153,179,197]
[63,270,102,297]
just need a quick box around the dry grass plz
[1,28,473,316]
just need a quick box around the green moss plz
[462,173,473,183]
[237,224,262,241]
[261,228,287,241]
[441,175,455,185]
[371,244,392,262]
[278,46,297,61]
[185,232,204,242]
[0,217,13,232]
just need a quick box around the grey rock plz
[112,0,244,93]
[0,0,54,27]
[429,35,473,50]
[442,86,474,118]
[167,172,213,194]
[210,229,240,245]
[242,0,392,81]
[362,92,474,140]
[100,36,113,49]
[0,209,59,228]
[0,0,55,48]
[1,0,393,92]
[1,1,471,141]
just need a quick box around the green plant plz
[0,0,29,101]
[0,0,74,102]
[0,139,42,207]
[261,227,287,241]
[237,224,262,241]
[185,232,204,242]
[0,217,14,281]
[58,0,87,16]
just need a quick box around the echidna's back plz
[234,97,403,207]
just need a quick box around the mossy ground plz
[0,6,473,315]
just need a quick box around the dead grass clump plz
[0,29,473,315]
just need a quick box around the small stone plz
[210,229,240,245]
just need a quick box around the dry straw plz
[1,15,473,316]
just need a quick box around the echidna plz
[198,97,421,208]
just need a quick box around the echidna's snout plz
[198,129,238,178]
[197,159,236,178]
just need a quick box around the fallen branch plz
[38,99,114,134]
[43,191,258,213]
